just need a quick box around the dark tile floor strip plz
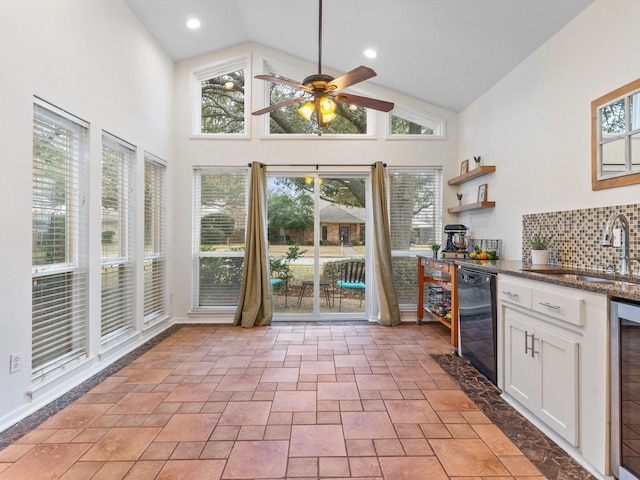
[0,324,181,450]
[435,353,595,480]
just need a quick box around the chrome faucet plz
[601,213,631,276]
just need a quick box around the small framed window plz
[387,105,446,139]
[193,56,250,137]
[592,77,640,190]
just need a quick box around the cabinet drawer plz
[421,258,452,274]
[531,289,583,326]
[499,280,531,308]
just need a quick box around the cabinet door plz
[535,327,579,446]
[503,309,536,410]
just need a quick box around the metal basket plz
[428,286,451,316]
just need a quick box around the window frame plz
[386,105,447,140]
[387,167,443,309]
[591,77,640,190]
[100,132,137,348]
[32,97,90,385]
[192,54,251,139]
[143,153,168,326]
[192,167,249,310]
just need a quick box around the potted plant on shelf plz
[473,155,482,168]
[456,193,463,206]
[529,232,555,264]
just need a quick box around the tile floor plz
[0,322,586,479]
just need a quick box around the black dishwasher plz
[456,266,498,386]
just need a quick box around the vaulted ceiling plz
[125,0,592,112]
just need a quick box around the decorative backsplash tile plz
[522,204,640,271]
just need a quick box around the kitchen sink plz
[560,274,617,284]
[522,267,639,285]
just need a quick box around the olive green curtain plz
[371,162,401,326]
[234,163,273,328]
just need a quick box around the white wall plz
[0,1,174,429]
[458,0,640,260]
[170,42,460,322]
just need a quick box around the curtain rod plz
[248,162,386,169]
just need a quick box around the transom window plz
[388,106,446,139]
[194,56,249,136]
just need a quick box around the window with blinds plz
[388,168,443,306]
[101,134,136,346]
[32,99,89,384]
[144,154,167,324]
[193,168,248,308]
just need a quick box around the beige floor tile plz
[0,444,92,480]
[81,427,161,461]
[341,412,396,439]
[223,441,289,478]
[289,425,347,457]
[156,459,225,480]
[271,390,316,412]
[155,414,219,442]
[430,438,511,477]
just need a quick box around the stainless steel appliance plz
[611,299,640,480]
[456,266,498,386]
[442,224,469,259]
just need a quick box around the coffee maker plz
[441,224,469,258]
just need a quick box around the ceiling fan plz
[252,0,394,128]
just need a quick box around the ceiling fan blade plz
[255,75,314,93]
[252,96,308,116]
[334,93,394,112]
[325,66,377,92]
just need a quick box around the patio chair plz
[336,261,365,311]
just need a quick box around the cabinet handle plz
[538,301,560,310]
[502,291,518,298]
[525,330,531,355]
[531,333,538,357]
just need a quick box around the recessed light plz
[186,18,201,30]
[363,48,377,59]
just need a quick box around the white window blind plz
[144,154,167,324]
[388,167,443,306]
[32,99,89,384]
[101,133,136,346]
[193,168,248,308]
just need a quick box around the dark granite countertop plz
[442,257,640,303]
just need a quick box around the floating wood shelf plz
[448,201,496,214]
[448,165,496,185]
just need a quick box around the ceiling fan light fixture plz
[321,112,337,124]
[319,96,336,115]
[298,101,315,120]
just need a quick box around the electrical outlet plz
[10,353,21,374]
[613,228,622,247]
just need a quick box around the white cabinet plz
[503,308,578,444]
[498,275,608,476]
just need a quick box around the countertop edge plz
[418,255,640,302]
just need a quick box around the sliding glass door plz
[267,172,368,319]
